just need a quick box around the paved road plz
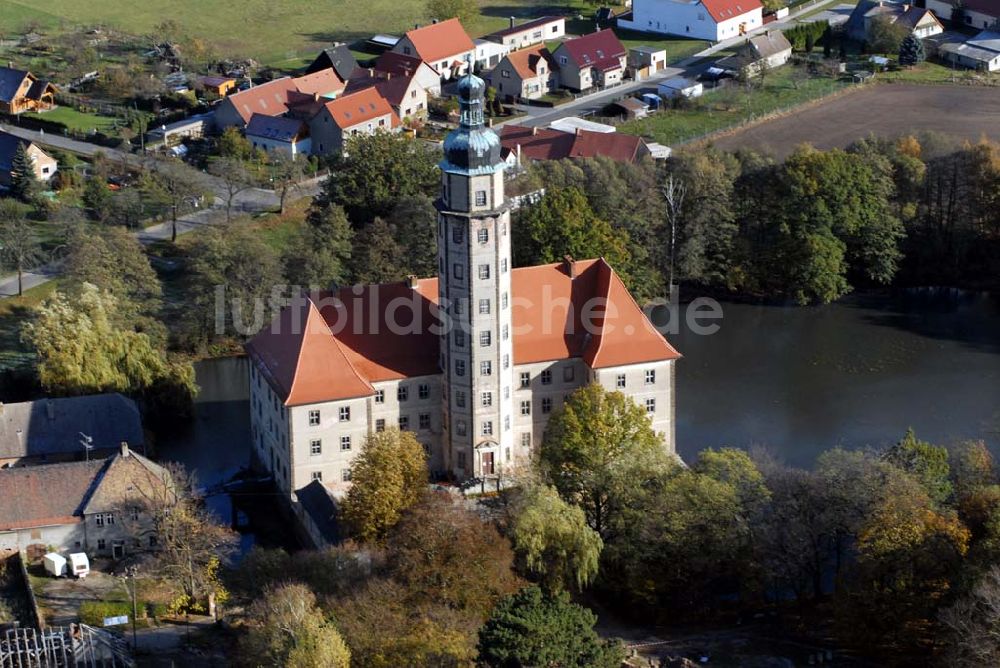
[503,0,846,129]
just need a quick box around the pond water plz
[666,290,1000,467]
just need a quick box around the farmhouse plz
[246,73,678,505]
[345,68,429,121]
[474,39,512,71]
[213,69,346,129]
[619,0,764,41]
[306,44,359,81]
[0,443,173,557]
[939,31,1000,72]
[485,16,567,50]
[489,46,558,101]
[0,131,57,187]
[306,87,400,156]
[551,30,628,91]
[390,18,476,79]
[0,66,57,115]
[926,0,1000,31]
[847,1,944,42]
[246,114,311,158]
[718,30,792,74]
[373,52,443,97]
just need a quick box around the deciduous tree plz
[0,200,43,296]
[282,204,353,289]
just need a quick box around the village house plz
[0,443,173,558]
[0,66,57,115]
[305,44,359,81]
[306,86,400,156]
[473,39,512,72]
[847,1,944,42]
[213,68,345,130]
[939,30,1000,71]
[926,0,1000,31]
[485,16,567,50]
[345,67,429,121]
[0,131,57,186]
[246,113,311,158]
[499,124,651,165]
[619,0,764,41]
[551,30,628,91]
[0,394,143,468]
[246,74,677,524]
[373,52,443,97]
[488,46,558,101]
[628,45,669,79]
[390,18,476,79]
[718,29,792,74]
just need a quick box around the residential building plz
[306,44,359,81]
[499,124,651,166]
[628,46,669,79]
[0,394,143,468]
[374,52,443,96]
[0,443,173,557]
[474,39,512,71]
[551,30,628,91]
[306,86,400,156]
[0,66,57,115]
[619,0,764,41]
[391,18,476,79]
[927,0,1000,31]
[939,30,1000,71]
[199,75,237,97]
[489,46,558,101]
[847,1,944,42]
[246,113,311,158]
[213,69,345,130]
[0,131,57,187]
[246,73,678,511]
[485,16,567,50]
[717,30,792,74]
[345,67,429,121]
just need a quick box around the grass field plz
[23,106,119,133]
[618,65,849,146]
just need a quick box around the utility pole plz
[127,567,138,651]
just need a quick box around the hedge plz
[78,600,132,627]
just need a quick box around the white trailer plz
[69,553,90,578]
[43,553,67,578]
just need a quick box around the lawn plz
[23,106,119,133]
[613,29,708,62]
[618,64,850,146]
[0,279,58,372]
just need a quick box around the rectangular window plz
[541,369,552,385]
[375,419,386,432]
[521,432,531,447]
[308,410,320,426]
[475,190,487,206]
[95,514,104,527]
[374,389,385,404]
[419,413,431,430]
[456,390,466,408]
[481,361,492,376]
[98,539,106,550]
[105,513,115,526]
[645,369,656,385]
[458,450,467,468]
[453,263,464,279]
[616,374,626,389]
[502,324,509,340]
[478,264,491,280]
[399,415,410,430]
[398,385,409,401]
[541,397,552,414]
[312,471,323,481]
[482,421,493,436]
[482,392,493,407]
[520,400,531,416]
[504,386,510,400]
[418,384,430,400]
[501,258,508,273]
[454,330,465,348]
[339,406,351,422]
[564,366,575,383]
[503,354,510,369]
[457,420,467,436]
[342,468,352,482]
[504,416,511,431]
[502,293,508,309]
[340,436,351,451]
[479,299,491,314]
[520,372,530,388]
[456,360,466,376]
[310,439,322,455]
[452,227,464,243]
[477,228,489,243]
[646,398,656,413]
[480,331,492,347]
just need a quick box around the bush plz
[785,21,829,51]
[146,601,169,619]
[78,600,132,626]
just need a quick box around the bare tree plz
[267,152,305,215]
[209,158,254,223]
[941,565,1000,667]
[0,200,44,296]
[662,174,687,300]
[145,163,204,242]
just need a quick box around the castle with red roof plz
[245,71,680,508]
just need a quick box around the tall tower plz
[437,72,513,480]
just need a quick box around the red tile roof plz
[402,18,475,64]
[225,77,299,124]
[320,87,400,130]
[374,52,428,77]
[344,68,417,107]
[504,46,554,80]
[701,0,763,23]
[246,259,679,406]
[293,68,346,97]
[556,30,626,68]
[499,124,648,163]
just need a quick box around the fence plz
[0,624,134,668]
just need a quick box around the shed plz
[549,116,617,134]
[658,77,703,98]
[610,96,649,119]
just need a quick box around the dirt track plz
[703,84,1000,158]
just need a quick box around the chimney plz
[563,255,576,278]
[46,399,55,420]
[576,127,583,136]
[510,16,516,29]
[120,442,131,457]
[432,18,439,24]
[313,92,320,101]
[406,275,418,289]
[488,117,493,128]
[369,67,374,77]
[516,142,522,167]
[531,126,538,135]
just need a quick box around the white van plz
[69,553,91,578]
